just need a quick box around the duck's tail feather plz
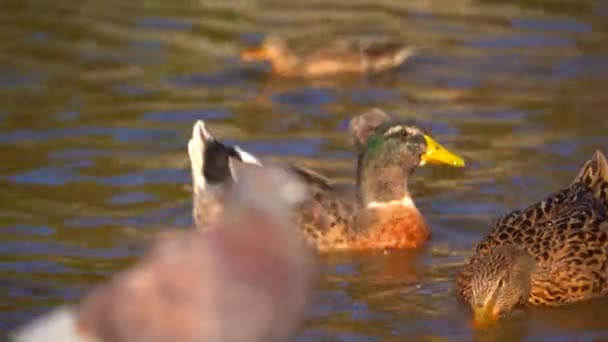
[363,42,416,72]
[572,150,608,209]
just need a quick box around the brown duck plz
[13,166,315,342]
[188,109,465,252]
[240,35,416,78]
[456,150,608,327]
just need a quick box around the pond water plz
[1,0,608,340]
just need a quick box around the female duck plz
[240,35,416,78]
[456,150,608,327]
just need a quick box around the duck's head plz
[240,35,291,64]
[349,109,465,205]
[464,245,536,328]
[188,120,262,227]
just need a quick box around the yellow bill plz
[472,305,499,329]
[421,134,465,167]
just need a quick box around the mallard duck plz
[13,166,315,342]
[456,150,608,327]
[189,109,465,251]
[240,35,416,78]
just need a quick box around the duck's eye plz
[498,279,505,289]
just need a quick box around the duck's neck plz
[193,185,227,229]
[357,162,415,208]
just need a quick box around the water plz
[1,0,608,340]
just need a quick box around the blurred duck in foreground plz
[240,35,416,78]
[189,109,465,252]
[456,150,608,328]
[13,166,316,342]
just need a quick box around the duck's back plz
[288,165,358,251]
[473,151,608,304]
[302,39,413,76]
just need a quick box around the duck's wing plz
[301,38,413,75]
[360,41,416,72]
[525,182,608,305]
[301,41,367,75]
[284,164,358,250]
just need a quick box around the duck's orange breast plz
[349,204,430,250]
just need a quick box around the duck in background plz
[240,35,416,78]
[189,108,465,252]
[13,166,316,342]
[456,150,608,328]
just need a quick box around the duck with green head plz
[189,109,465,251]
[456,150,608,328]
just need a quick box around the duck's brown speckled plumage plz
[456,150,608,317]
[240,35,416,78]
[189,109,465,252]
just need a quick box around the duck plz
[189,108,465,251]
[13,166,316,342]
[187,120,262,228]
[240,35,416,78]
[455,150,608,327]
